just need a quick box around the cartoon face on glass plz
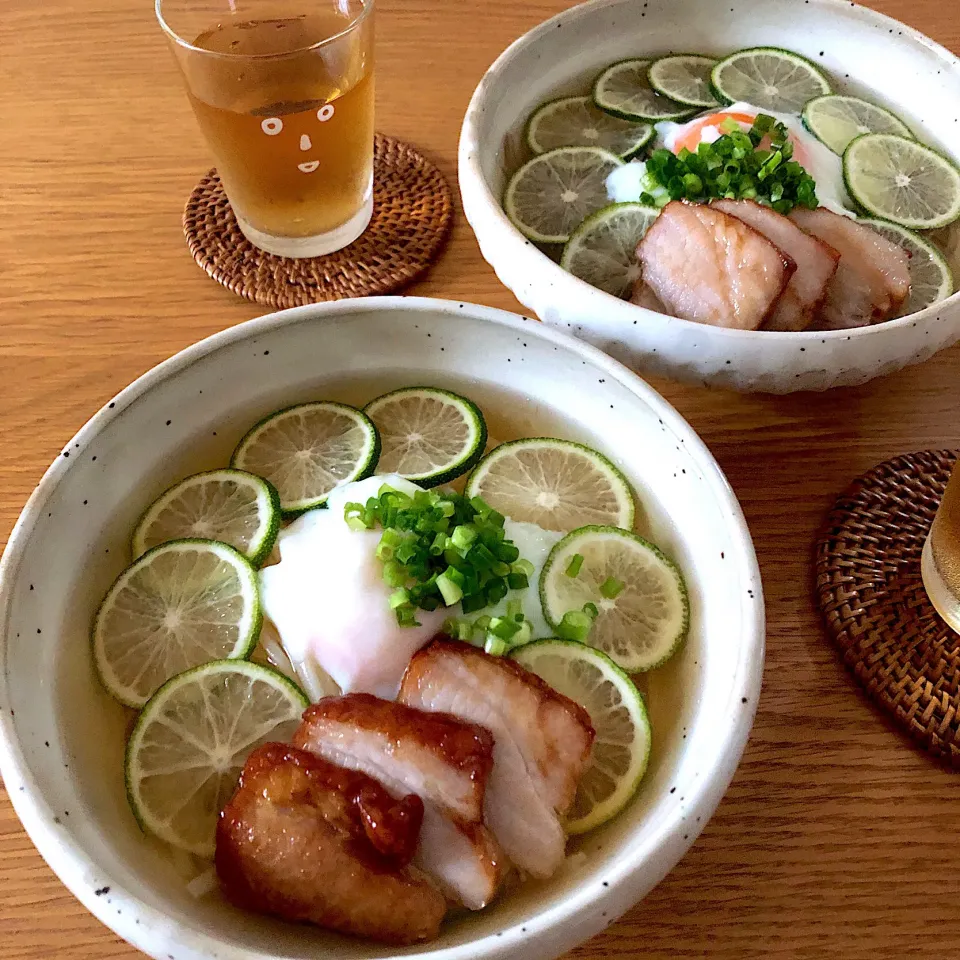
[260,104,336,174]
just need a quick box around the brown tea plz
[185,11,374,240]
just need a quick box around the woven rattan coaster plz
[183,134,453,308]
[816,450,960,767]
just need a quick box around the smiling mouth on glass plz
[298,160,320,174]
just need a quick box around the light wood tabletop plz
[2,0,960,957]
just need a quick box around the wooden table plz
[2,0,959,956]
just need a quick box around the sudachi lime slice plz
[132,469,281,566]
[231,401,380,516]
[560,202,660,298]
[465,438,636,532]
[843,133,960,230]
[593,59,697,122]
[364,387,487,487]
[801,94,913,156]
[93,539,261,709]
[504,146,623,244]
[125,660,308,857]
[511,638,651,834]
[526,96,654,161]
[862,218,954,316]
[539,525,689,671]
[711,47,831,114]
[648,55,720,109]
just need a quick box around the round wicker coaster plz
[816,450,960,767]
[183,134,453,308]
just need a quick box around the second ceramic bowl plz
[459,0,960,392]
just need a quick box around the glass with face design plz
[158,0,375,257]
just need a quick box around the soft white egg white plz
[259,474,561,702]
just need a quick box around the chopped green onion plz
[451,524,477,553]
[583,601,599,619]
[436,571,464,605]
[486,579,508,606]
[488,616,521,641]
[556,610,594,643]
[484,634,508,657]
[565,554,584,578]
[461,592,487,614]
[382,560,407,588]
[645,114,818,214]
[506,598,524,622]
[355,486,539,626]
[599,577,625,599]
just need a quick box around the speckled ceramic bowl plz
[0,298,763,960]
[459,0,960,392]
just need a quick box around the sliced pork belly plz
[789,207,911,329]
[637,200,795,330]
[296,694,493,822]
[294,693,504,909]
[216,743,445,945]
[630,281,668,313]
[712,199,840,331]
[415,806,503,909]
[399,640,595,879]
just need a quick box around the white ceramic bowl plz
[0,297,763,960]
[459,0,960,393]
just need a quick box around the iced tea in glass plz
[157,0,374,257]
[922,462,960,634]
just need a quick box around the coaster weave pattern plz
[183,134,453,308]
[815,450,960,767]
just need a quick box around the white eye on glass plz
[317,104,335,122]
[261,117,283,136]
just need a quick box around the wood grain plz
[2,0,960,957]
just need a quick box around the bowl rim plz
[457,0,960,343]
[0,296,764,960]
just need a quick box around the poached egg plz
[607,101,855,218]
[259,474,561,701]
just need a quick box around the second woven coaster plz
[183,134,453,308]
[815,450,960,767]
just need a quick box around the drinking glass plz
[157,0,375,258]
[922,461,960,634]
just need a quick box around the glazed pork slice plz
[637,200,795,330]
[712,199,840,331]
[413,806,503,910]
[399,640,595,879]
[294,693,504,909]
[216,743,445,945]
[789,207,911,329]
[296,693,493,822]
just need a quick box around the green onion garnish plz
[645,114,818,214]
[599,577,625,599]
[345,485,533,627]
[565,554,584,578]
[556,610,594,643]
[484,634,508,657]
[582,601,599,619]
